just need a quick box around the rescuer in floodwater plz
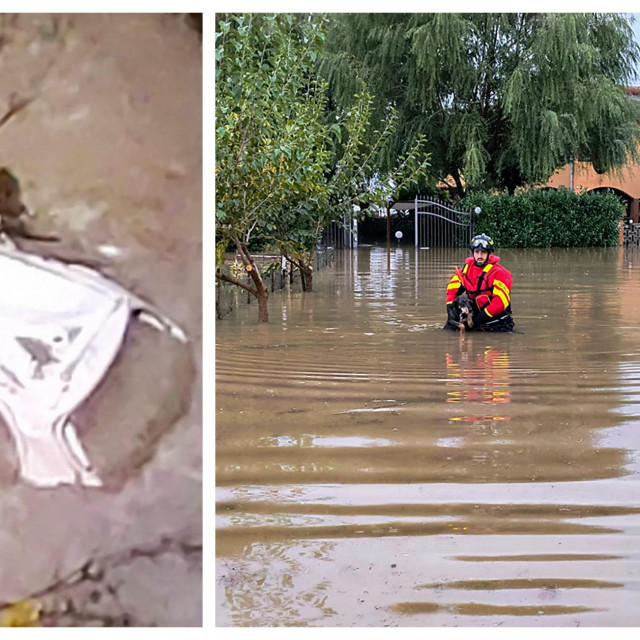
[445,233,514,332]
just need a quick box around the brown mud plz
[0,14,201,626]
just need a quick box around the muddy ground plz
[0,14,202,626]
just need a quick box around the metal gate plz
[322,216,358,249]
[413,197,478,248]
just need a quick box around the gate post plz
[471,206,481,239]
[414,195,418,247]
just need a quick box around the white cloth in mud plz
[0,241,186,488]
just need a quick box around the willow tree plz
[321,13,640,196]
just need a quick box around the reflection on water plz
[216,245,640,627]
[446,345,511,407]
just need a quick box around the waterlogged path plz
[216,245,640,626]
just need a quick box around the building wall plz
[545,160,640,221]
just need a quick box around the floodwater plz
[216,245,640,627]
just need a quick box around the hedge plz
[461,188,624,248]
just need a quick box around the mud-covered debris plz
[0,599,41,626]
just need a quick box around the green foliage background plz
[462,189,624,247]
[321,13,640,196]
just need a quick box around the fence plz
[215,248,335,319]
[624,221,640,245]
[322,217,358,249]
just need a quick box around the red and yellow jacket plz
[446,255,512,319]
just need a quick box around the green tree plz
[269,90,428,292]
[215,14,329,322]
[216,13,429,316]
[321,13,640,197]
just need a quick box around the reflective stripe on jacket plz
[445,255,512,318]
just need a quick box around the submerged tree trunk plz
[299,263,313,292]
[249,270,269,323]
[293,247,314,293]
[216,236,270,323]
[282,248,315,293]
[256,290,269,323]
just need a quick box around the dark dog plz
[443,293,475,332]
[0,168,59,243]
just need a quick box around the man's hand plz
[472,308,490,327]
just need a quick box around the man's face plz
[473,248,488,266]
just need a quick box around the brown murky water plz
[216,245,640,627]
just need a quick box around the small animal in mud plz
[444,293,475,332]
[0,167,28,221]
[0,168,58,243]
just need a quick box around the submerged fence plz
[322,217,358,248]
[624,221,640,245]
[216,248,335,319]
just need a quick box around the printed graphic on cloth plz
[0,243,186,488]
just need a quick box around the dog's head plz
[456,293,473,323]
[445,293,475,332]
